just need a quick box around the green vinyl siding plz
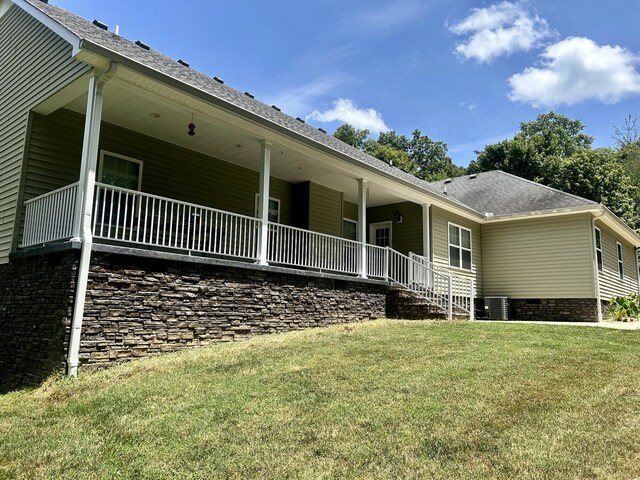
[308,183,342,237]
[0,5,89,262]
[367,202,423,256]
[482,214,593,299]
[595,220,639,299]
[343,201,358,221]
[431,206,482,296]
[20,109,296,244]
[293,181,344,237]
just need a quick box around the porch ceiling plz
[62,79,407,207]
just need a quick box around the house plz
[1,0,639,387]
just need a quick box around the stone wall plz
[80,253,387,366]
[0,251,78,390]
[510,298,600,322]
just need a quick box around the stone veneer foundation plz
[79,251,387,366]
[0,251,77,390]
[0,245,390,388]
[510,298,602,322]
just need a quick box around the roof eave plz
[13,0,82,54]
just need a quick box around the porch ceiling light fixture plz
[188,114,196,136]
[396,210,403,224]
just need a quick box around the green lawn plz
[1,320,639,479]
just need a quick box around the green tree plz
[469,112,593,184]
[613,115,640,180]
[553,148,639,229]
[333,124,370,150]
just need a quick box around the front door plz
[369,221,392,248]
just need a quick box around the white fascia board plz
[484,205,600,223]
[12,0,82,55]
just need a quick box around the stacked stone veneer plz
[0,251,77,389]
[80,253,387,366]
[510,298,600,322]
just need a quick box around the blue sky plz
[54,0,640,167]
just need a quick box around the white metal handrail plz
[93,183,260,260]
[21,182,79,247]
[389,249,474,319]
[367,244,388,279]
[267,222,362,276]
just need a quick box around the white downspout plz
[67,73,106,376]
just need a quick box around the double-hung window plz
[594,228,603,272]
[99,151,143,190]
[617,242,624,280]
[448,223,472,270]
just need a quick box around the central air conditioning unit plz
[485,296,510,320]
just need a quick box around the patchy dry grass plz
[1,320,639,479]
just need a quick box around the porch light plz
[396,210,403,224]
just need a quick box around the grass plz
[1,320,639,479]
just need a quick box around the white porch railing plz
[391,250,475,319]
[267,222,360,275]
[21,183,475,318]
[21,182,79,247]
[93,183,260,260]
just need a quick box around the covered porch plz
[16,67,475,325]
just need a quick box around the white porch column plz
[257,140,272,265]
[422,203,431,261]
[67,74,105,376]
[357,178,367,278]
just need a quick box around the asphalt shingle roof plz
[428,171,598,216]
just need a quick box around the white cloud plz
[266,76,347,118]
[509,37,640,107]
[449,1,552,63]
[307,98,390,133]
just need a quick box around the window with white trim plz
[448,223,472,270]
[594,228,603,272]
[617,242,624,280]
[98,151,143,190]
[254,195,280,223]
[342,218,357,241]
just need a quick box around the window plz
[449,223,472,270]
[98,151,143,190]
[369,222,392,248]
[254,195,280,223]
[342,218,357,241]
[617,242,624,280]
[594,228,603,272]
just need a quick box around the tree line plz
[334,112,640,230]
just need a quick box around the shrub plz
[608,294,640,321]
